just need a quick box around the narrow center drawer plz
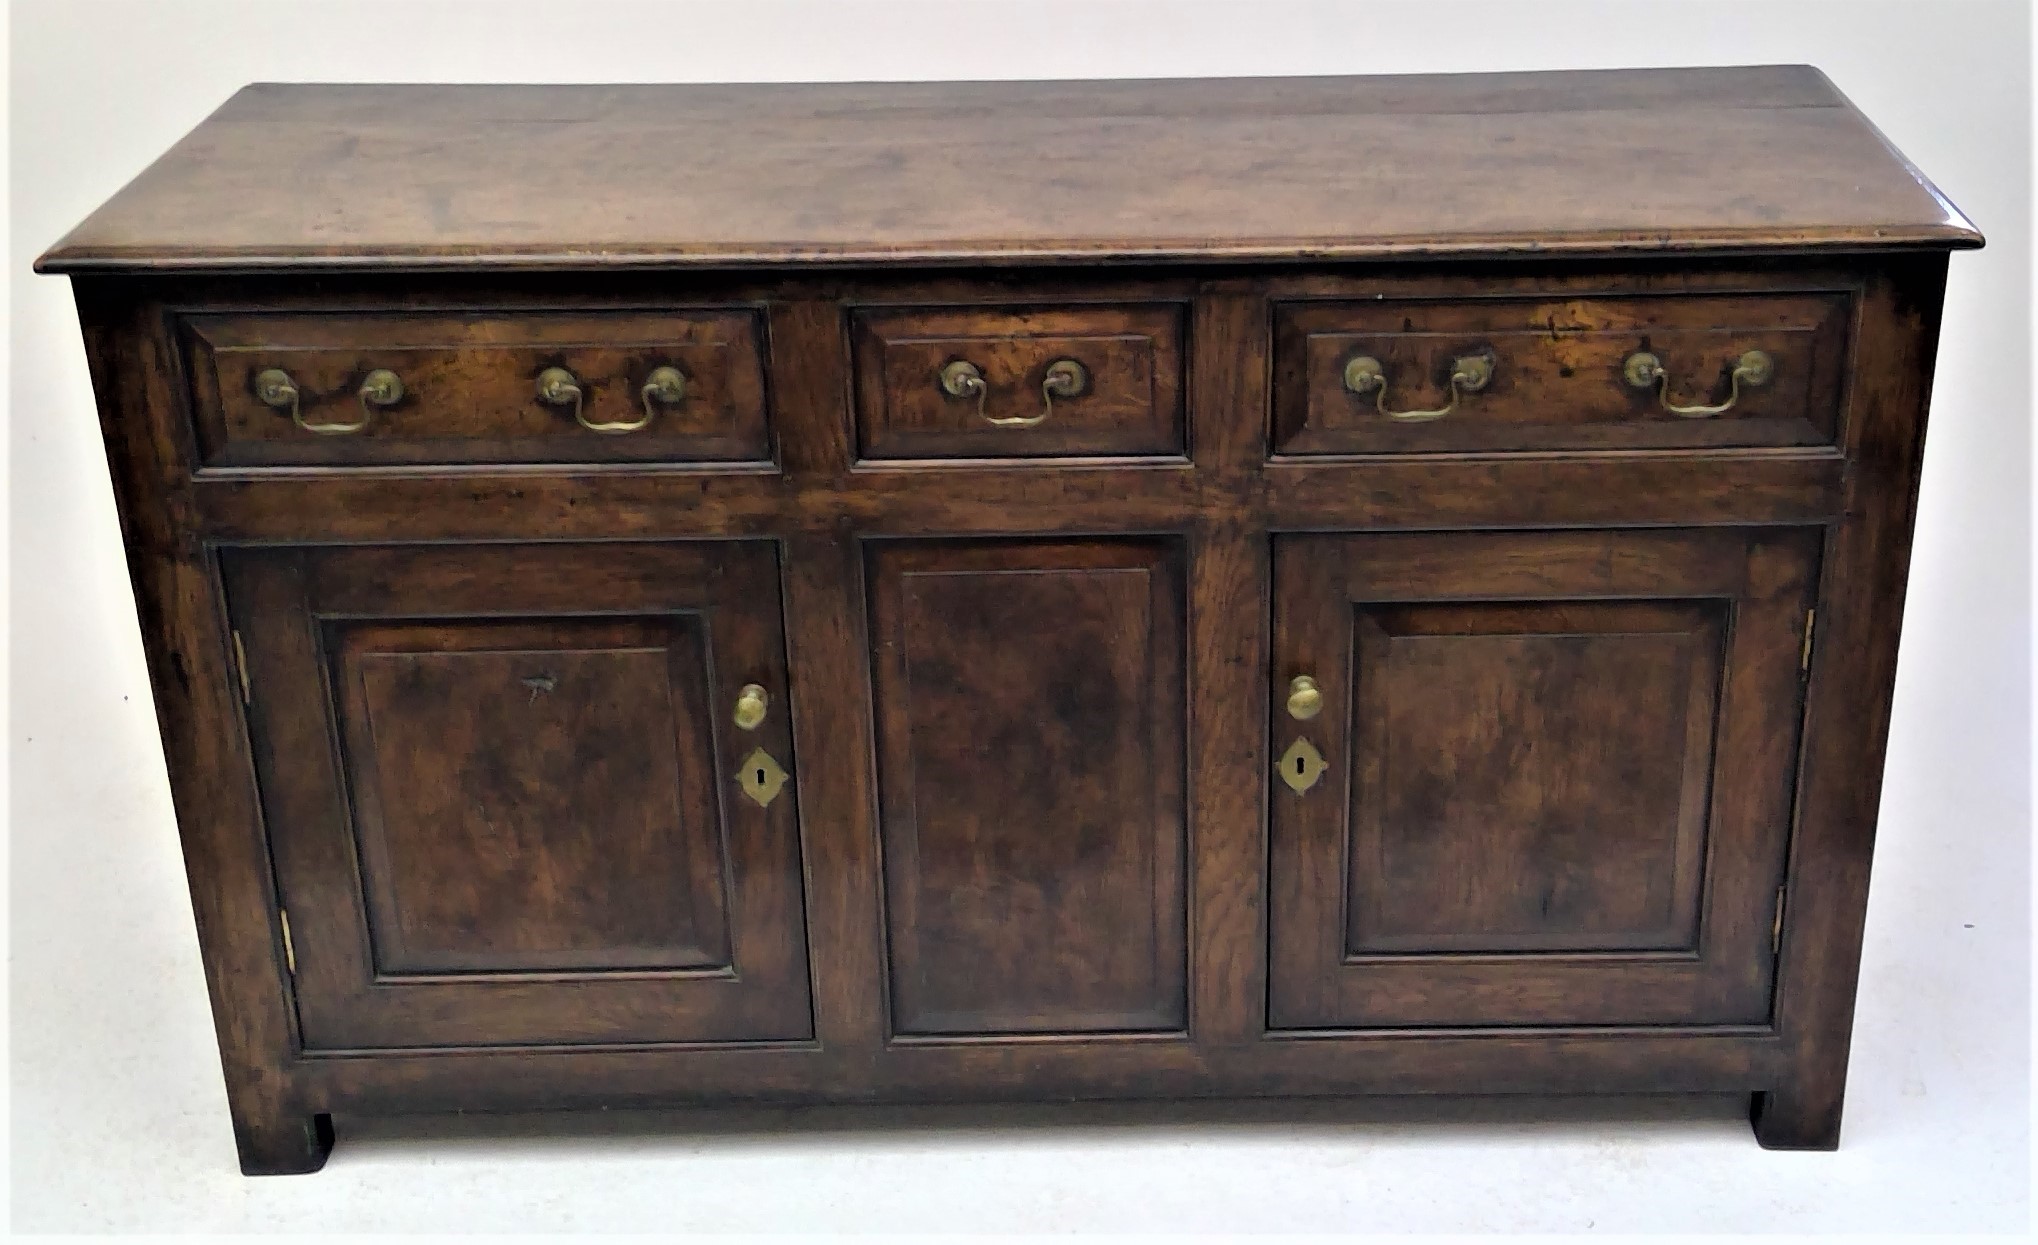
[179,307,773,468]
[1271,291,1851,455]
[850,303,1187,461]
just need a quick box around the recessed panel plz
[225,539,811,1050]
[1268,529,1819,1030]
[1348,600,1723,956]
[333,617,731,976]
[868,539,1188,1036]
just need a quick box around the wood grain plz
[1272,291,1851,454]
[1267,528,1819,1029]
[180,307,771,467]
[333,617,733,975]
[1752,255,1955,1149]
[867,539,1188,1036]
[224,540,813,1051]
[1345,600,1721,955]
[42,69,1980,1169]
[35,69,1977,274]
[851,303,1185,460]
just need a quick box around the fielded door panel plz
[866,538,1188,1038]
[223,541,811,1050]
[1268,528,1819,1029]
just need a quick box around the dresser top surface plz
[36,66,1979,274]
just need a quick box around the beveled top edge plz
[35,67,1984,276]
[36,227,1987,276]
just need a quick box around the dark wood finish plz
[1347,599,1724,955]
[1268,528,1818,1029]
[35,68,1977,273]
[180,307,772,467]
[329,617,734,975]
[223,540,811,1050]
[851,304,1186,460]
[38,71,1977,1172]
[1272,291,1850,454]
[1753,254,1958,1150]
[866,539,1188,1035]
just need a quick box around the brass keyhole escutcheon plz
[733,683,769,731]
[736,746,788,808]
[1287,675,1323,720]
[1278,737,1328,794]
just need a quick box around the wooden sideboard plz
[36,67,1981,1174]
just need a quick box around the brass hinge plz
[1800,608,1816,674]
[278,908,297,976]
[1771,886,1787,955]
[230,630,252,705]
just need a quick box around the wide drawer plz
[850,303,1186,460]
[179,307,773,468]
[1271,291,1851,455]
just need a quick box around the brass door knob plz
[1286,675,1323,720]
[733,683,769,731]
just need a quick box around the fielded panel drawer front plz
[38,70,1978,1172]
[180,307,774,468]
[850,303,1188,461]
[221,540,810,1050]
[1271,292,1851,455]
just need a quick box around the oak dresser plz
[37,67,1981,1173]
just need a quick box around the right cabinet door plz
[1268,528,1819,1029]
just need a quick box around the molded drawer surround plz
[180,307,774,468]
[1271,291,1852,455]
[850,303,1188,461]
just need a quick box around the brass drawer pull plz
[1027,358,1090,427]
[939,360,990,419]
[539,365,660,434]
[1342,353,1493,422]
[256,366,401,435]
[639,365,688,425]
[1624,349,1773,418]
[938,357,1090,428]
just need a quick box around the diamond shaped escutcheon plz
[736,746,788,808]
[1278,736,1328,794]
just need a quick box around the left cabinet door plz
[222,540,811,1050]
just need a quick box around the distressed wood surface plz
[36,67,1977,274]
[1268,528,1818,1030]
[224,541,813,1053]
[42,69,1980,1171]
[867,538,1189,1037]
